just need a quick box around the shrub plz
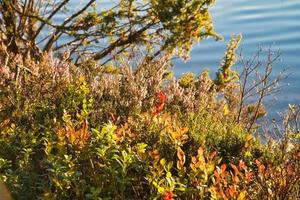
[0,10,298,199]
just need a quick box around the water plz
[57,0,300,117]
[174,0,300,117]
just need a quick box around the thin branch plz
[33,0,70,41]
[91,22,157,61]
[43,0,96,52]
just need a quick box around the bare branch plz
[43,0,96,52]
[33,0,70,40]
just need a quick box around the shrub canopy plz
[0,0,220,64]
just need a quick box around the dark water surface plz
[63,0,300,117]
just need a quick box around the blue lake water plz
[174,0,300,117]
[62,0,300,117]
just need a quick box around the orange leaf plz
[228,185,237,197]
[66,125,76,144]
[230,163,242,177]
[210,151,217,159]
[221,164,227,173]
[214,170,221,183]
[65,120,90,148]
[256,160,265,174]
[191,156,197,164]
[245,171,253,182]
[197,147,205,164]
[0,118,11,130]
[80,119,90,141]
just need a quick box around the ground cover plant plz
[0,0,299,199]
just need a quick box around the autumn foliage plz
[0,0,299,199]
[0,39,299,199]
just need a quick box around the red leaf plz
[163,191,174,200]
[153,91,166,114]
[158,91,166,102]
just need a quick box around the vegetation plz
[0,0,220,63]
[0,0,299,199]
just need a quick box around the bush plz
[0,33,299,199]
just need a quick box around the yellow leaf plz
[237,190,246,200]
[158,186,164,194]
[206,162,215,174]
[166,172,172,178]
[160,158,166,167]
[78,75,85,82]
[191,156,197,164]
[223,104,229,116]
